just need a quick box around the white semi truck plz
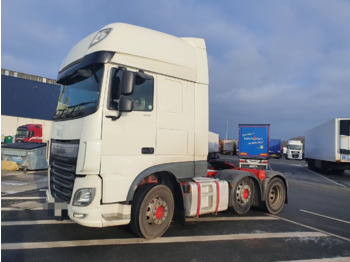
[305,118,350,173]
[285,140,303,160]
[47,23,287,239]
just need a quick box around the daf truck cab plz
[48,23,210,234]
[47,23,287,239]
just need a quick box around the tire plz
[331,169,345,175]
[264,178,286,215]
[130,184,174,239]
[231,177,254,215]
[307,159,316,170]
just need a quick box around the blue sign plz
[341,155,350,160]
[12,156,23,163]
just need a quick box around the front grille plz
[50,160,76,203]
[49,139,79,203]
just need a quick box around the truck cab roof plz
[58,23,208,85]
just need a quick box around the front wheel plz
[264,178,286,215]
[231,177,254,215]
[130,184,174,239]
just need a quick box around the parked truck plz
[305,118,350,173]
[208,132,220,160]
[15,124,43,143]
[46,23,287,239]
[269,139,282,159]
[220,139,235,155]
[286,140,303,160]
[238,124,270,169]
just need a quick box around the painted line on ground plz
[1,231,327,250]
[290,164,307,167]
[1,197,46,200]
[300,209,350,225]
[1,216,277,226]
[1,207,45,211]
[269,214,350,242]
[281,257,350,262]
[186,216,278,222]
[2,220,74,226]
[301,167,345,188]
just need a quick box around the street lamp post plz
[225,110,229,139]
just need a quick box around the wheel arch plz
[127,164,186,224]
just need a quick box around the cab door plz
[100,66,156,203]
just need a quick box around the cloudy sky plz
[2,0,350,140]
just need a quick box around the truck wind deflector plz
[57,51,115,83]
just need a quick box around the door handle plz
[142,147,154,154]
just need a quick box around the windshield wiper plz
[53,109,64,120]
[66,101,97,117]
[53,101,97,120]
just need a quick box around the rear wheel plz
[130,184,174,239]
[307,159,316,170]
[231,177,254,215]
[331,169,345,175]
[265,178,286,214]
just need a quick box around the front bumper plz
[47,175,131,227]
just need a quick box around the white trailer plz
[305,118,350,173]
[286,140,303,160]
[220,139,235,155]
[208,131,219,160]
[46,23,287,239]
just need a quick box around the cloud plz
[2,0,350,140]
[205,1,350,139]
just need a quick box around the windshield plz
[16,128,28,138]
[53,64,104,120]
[288,145,302,150]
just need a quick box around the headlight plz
[73,188,96,206]
[89,28,112,47]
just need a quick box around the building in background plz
[1,69,60,142]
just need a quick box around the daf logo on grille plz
[55,148,67,154]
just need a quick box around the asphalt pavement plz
[2,157,350,262]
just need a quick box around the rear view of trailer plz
[238,124,270,170]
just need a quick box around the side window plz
[129,74,154,111]
[109,68,154,111]
[29,131,34,137]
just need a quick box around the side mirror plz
[119,97,133,112]
[121,71,134,95]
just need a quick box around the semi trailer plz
[305,118,350,173]
[208,131,220,160]
[238,124,270,169]
[46,23,287,239]
[269,139,282,159]
[220,139,235,155]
